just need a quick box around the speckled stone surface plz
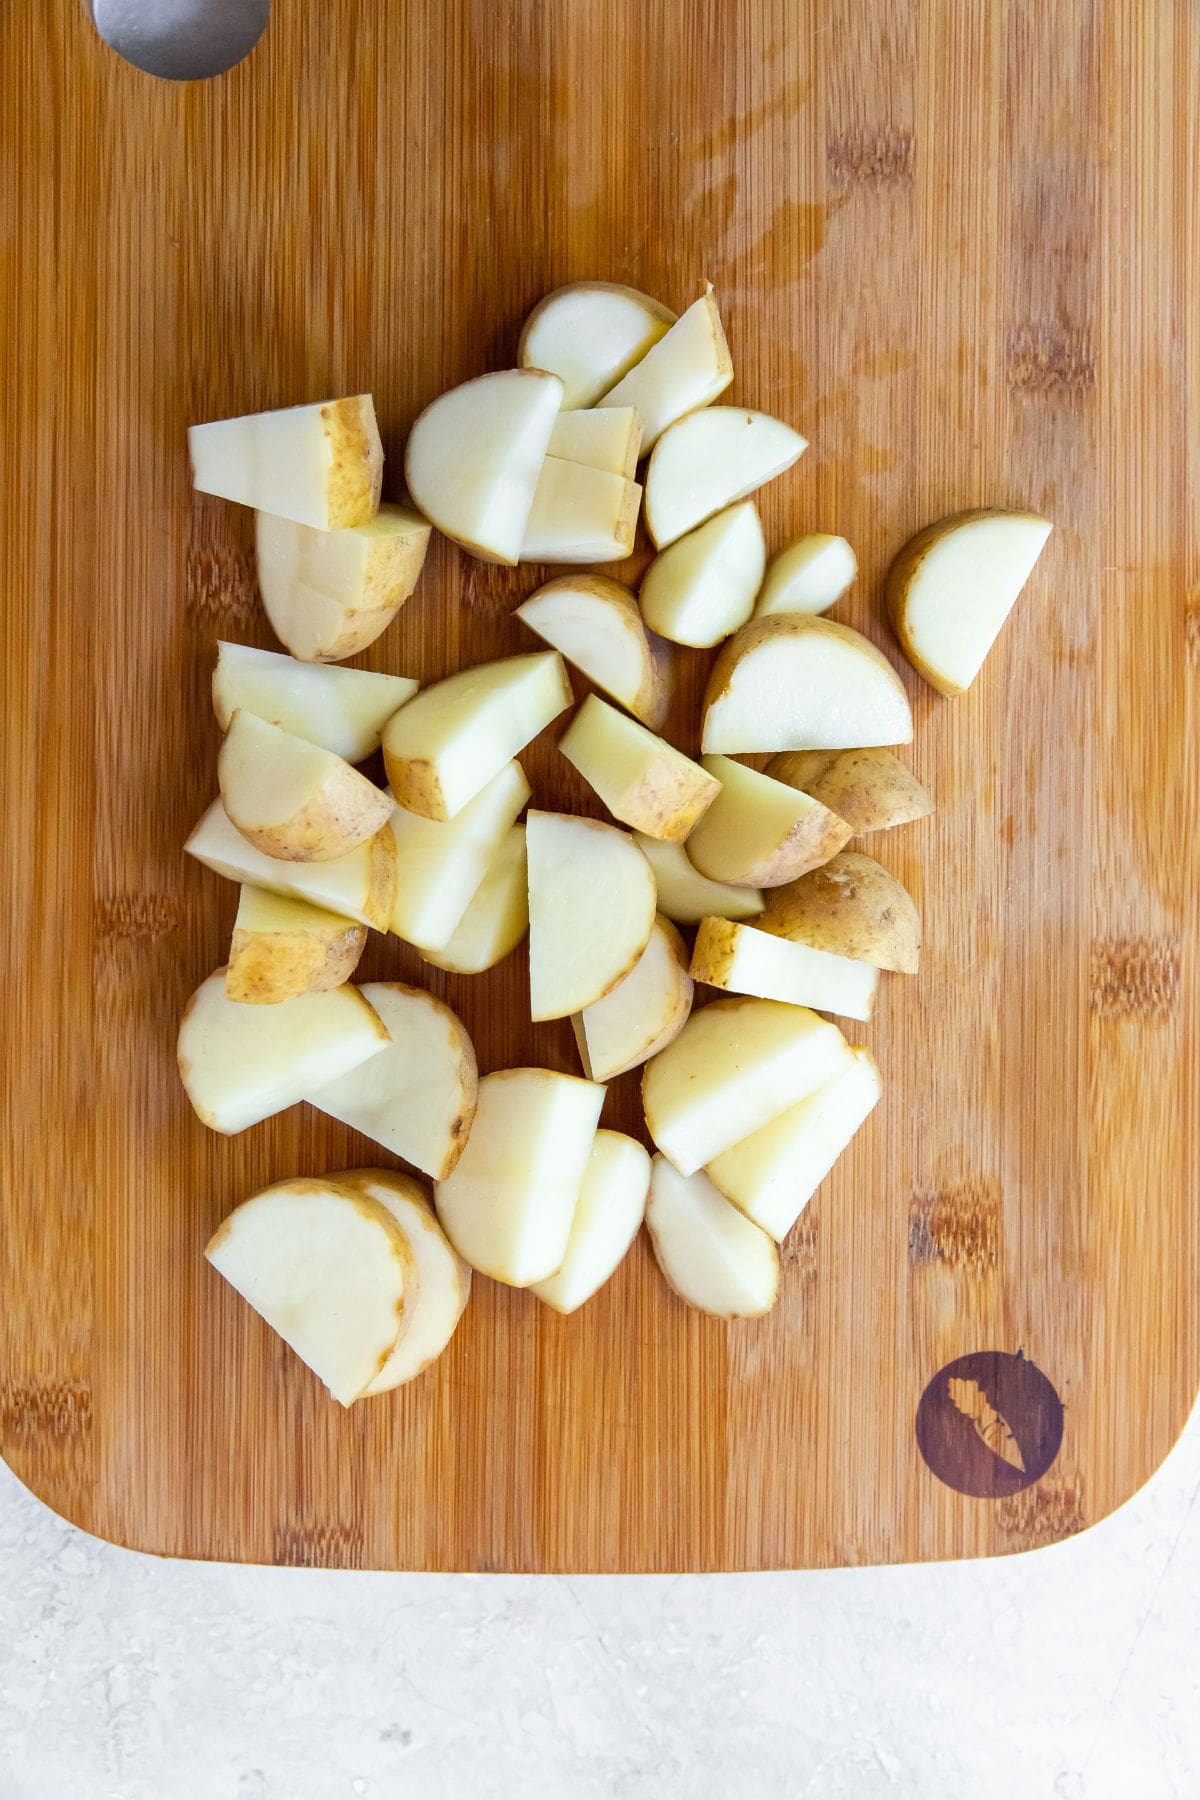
[0,1405,1197,1799]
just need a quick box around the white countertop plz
[1,1402,1196,1799]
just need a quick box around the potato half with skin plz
[754,534,857,618]
[186,799,397,931]
[387,759,530,953]
[642,995,854,1175]
[218,710,393,863]
[189,395,382,530]
[597,286,733,449]
[531,1131,651,1315]
[526,810,657,1020]
[690,916,880,1023]
[434,1068,605,1286]
[225,886,366,1004]
[519,458,641,564]
[633,834,765,925]
[558,695,720,842]
[645,1157,779,1319]
[686,755,851,888]
[702,616,913,754]
[765,748,933,835]
[572,915,693,1081]
[403,369,564,565]
[519,283,676,410]
[886,507,1053,696]
[213,642,417,763]
[342,1170,472,1394]
[639,502,766,648]
[759,848,920,974]
[256,504,431,664]
[643,408,807,548]
[515,575,673,730]
[205,1177,411,1406]
[305,983,478,1181]
[382,651,570,822]
[547,406,643,477]
[420,825,528,976]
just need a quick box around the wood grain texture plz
[1,0,1196,1570]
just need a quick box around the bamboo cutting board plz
[1,0,1197,1571]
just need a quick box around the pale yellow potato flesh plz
[645,1157,779,1318]
[702,616,913,754]
[759,848,920,974]
[547,406,643,477]
[597,287,733,449]
[765,748,933,835]
[754,534,857,618]
[213,641,417,763]
[421,825,528,975]
[526,810,657,1020]
[403,369,564,565]
[558,695,719,842]
[434,1068,605,1286]
[225,885,366,1005]
[185,799,397,931]
[644,407,807,548]
[519,283,676,410]
[519,457,641,564]
[189,395,382,530]
[382,652,570,822]
[641,995,854,1175]
[515,575,673,730]
[205,1178,410,1406]
[572,915,693,1081]
[218,710,393,862]
[387,760,530,953]
[685,755,851,887]
[639,502,766,647]
[633,834,765,925]
[343,1171,472,1394]
[531,1131,651,1314]
[690,916,880,1023]
[256,504,431,663]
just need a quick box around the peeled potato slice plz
[421,825,528,975]
[755,534,857,618]
[645,1157,779,1318]
[558,695,719,842]
[531,1132,651,1314]
[644,408,806,548]
[213,642,417,763]
[519,283,676,410]
[547,406,643,477]
[186,798,397,931]
[256,505,431,664]
[205,1178,411,1406]
[189,395,382,530]
[765,748,933,835]
[225,886,366,1004]
[526,810,657,1020]
[218,710,393,863]
[572,915,693,1081]
[759,849,920,974]
[597,287,733,449]
[702,617,913,754]
[519,458,641,564]
[690,917,880,1023]
[345,1171,472,1393]
[633,834,765,925]
[388,760,530,953]
[686,755,851,887]
[639,501,766,647]
[515,575,673,730]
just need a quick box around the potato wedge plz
[305,983,478,1180]
[345,1171,472,1393]
[189,395,382,530]
[519,283,676,410]
[642,995,853,1175]
[178,971,389,1135]
[644,408,806,548]
[886,507,1053,696]
[531,1131,651,1314]
[515,575,673,730]
[382,651,570,822]
[754,534,857,617]
[690,916,880,1022]
[633,834,765,925]
[218,710,393,862]
[225,886,366,1004]
[558,695,719,842]
[765,748,933,835]
[205,1177,411,1405]
[421,825,528,975]
[702,616,913,753]
[572,915,693,1081]
[547,406,643,477]
[388,760,530,953]
[186,799,397,931]
[639,502,766,647]
[645,1157,779,1318]
[686,755,851,887]
[519,457,641,563]
[759,848,920,974]
[597,286,733,449]
[527,810,657,1020]
[434,1068,605,1286]
[213,642,417,763]
[256,504,431,663]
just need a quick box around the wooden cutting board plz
[1,0,1196,1572]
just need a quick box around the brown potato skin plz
[225,920,367,1005]
[687,792,851,888]
[766,749,933,835]
[757,850,920,974]
[687,916,741,990]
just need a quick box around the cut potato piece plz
[531,1132,651,1314]
[186,799,397,931]
[642,995,853,1175]
[707,1050,881,1241]
[639,502,765,647]
[434,1068,605,1286]
[886,508,1053,696]
[686,755,851,888]
[213,642,417,763]
[382,651,570,822]
[178,971,389,1135]
[218,710,392,862]
[225,886,366,1005]
[645,1158,779,1318]
[634,834,765,925]
[765,748,933,835]
[388,760,530,953]
[755,534,857,618]
[305,983,478,1181]
[256,505,431,664]
[189,395,382,530]
[547,407,643,477]
[597,287,733,449]
[761,849,919,973]
[519,458,641,564]
[702,617,913,753]
[690,917,880,1023]
[421,825,528,975]
[644,408,807,549]
[515,575,672,730]
[345,1171,472,1393]
[526,811,657,1020]
[518,283,676,410]
[572,915,693,1081]
[403,369,564,564]
[558,696,719,842]
[205,1178,410,1406]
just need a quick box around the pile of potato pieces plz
[182,280,1051,1405]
